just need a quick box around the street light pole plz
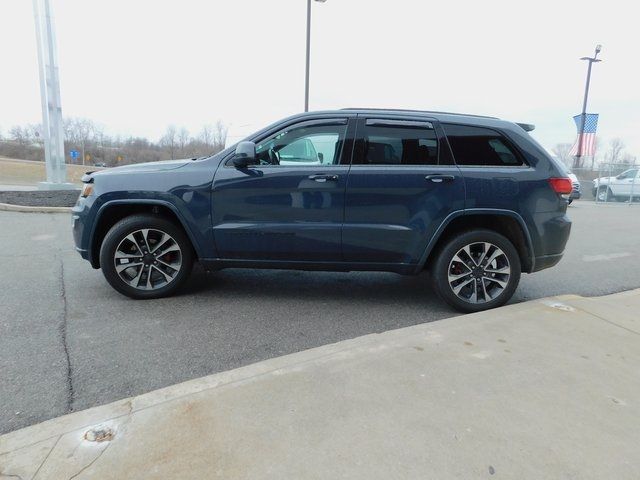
[33,0,73,189]
[304,0,326,112]
[575,44,602,167]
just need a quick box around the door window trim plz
[442,122,531,168]
[351,116,446,167]
[224,117,353,168]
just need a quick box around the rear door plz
[343,116,464,265]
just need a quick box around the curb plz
[0,202,72,213]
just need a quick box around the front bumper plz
[71,194,97,265]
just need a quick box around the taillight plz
[548,177,573,195]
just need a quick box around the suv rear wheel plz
[432,229,521,313]
[99,214,194,299]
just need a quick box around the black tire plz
[431,229,521,313]
[597,186,614,202]
[99,214,194,299]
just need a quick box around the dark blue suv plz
[72,109,572,312]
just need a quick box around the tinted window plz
[443,124,524,166]
[354,123,438,165]
[255,123,347,166]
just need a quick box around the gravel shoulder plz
[0,190,80,207]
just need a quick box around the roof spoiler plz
[516,123,535,132]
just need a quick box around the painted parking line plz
[582,252,632,262]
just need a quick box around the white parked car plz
[592,168,640,202]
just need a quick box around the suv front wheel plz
[432,229,521,313]
[99,214,194,299]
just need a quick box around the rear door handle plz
[425,174,455,183]
[309,174,339,182]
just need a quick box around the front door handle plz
[425,174,455,183]
[309,174,339,182]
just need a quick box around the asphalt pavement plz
[1,201,639,434]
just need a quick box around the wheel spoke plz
[150,233,168,253]
[484,265,510,274]
[114,251,140,260]
[485,276,508,289]
[451,254,472,271]
[116,262,143,273]
[156,258,180,271]
[145,265,153,289]
[481,277,491,301]
[127,265,145,288]
[157,243,180,255]
[484,249,503,268]
[151,265,174,283]
[477,242,490,266]
[448,271,472,282]
[468,279,478,303]
[141,229,152,252]
[462,245,478,266]
[452,277,474,295]
[123,234,142,254]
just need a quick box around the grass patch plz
[0,157,103,185]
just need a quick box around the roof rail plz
[340,108,498,119]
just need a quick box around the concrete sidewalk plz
[1,290,639,479]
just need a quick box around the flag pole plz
[574,45,602,169]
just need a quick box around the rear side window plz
[443,124,524,167]
[354,122,439,166]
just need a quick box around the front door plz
[343,116,464,265]
[212,117,354,261]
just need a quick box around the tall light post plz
[33,0,73,189]
[305,0,326,112]
[575,44,602,167]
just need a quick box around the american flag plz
[569,113,599,157]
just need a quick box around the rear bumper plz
[532,253,564,272]
[529,213,571,273]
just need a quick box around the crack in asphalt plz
[58,258,75,413]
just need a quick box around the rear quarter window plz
[443,124,525,167]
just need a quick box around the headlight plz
[80,183,94,198]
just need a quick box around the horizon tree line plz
[0,118,228,166]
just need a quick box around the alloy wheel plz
[113,228,183,290]
[447,242,511,304]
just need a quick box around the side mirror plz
[233,141,256,168]
[318,152,324,163]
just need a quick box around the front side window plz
[617,169,638,180]
[354,123,439,166]
[255,122,347,166]
[443,124,525,167]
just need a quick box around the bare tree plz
[178,127,190,156]
[76,118,95,165]
[9,126,29,146]
[213,120,228,152]
[605,138,625,165]
[621,153,637,166]
[552,143,572,168]
[199,124,214,150]
[160,125,177,159]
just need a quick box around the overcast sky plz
[1,0,638,159]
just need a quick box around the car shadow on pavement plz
[179,264,451,311]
